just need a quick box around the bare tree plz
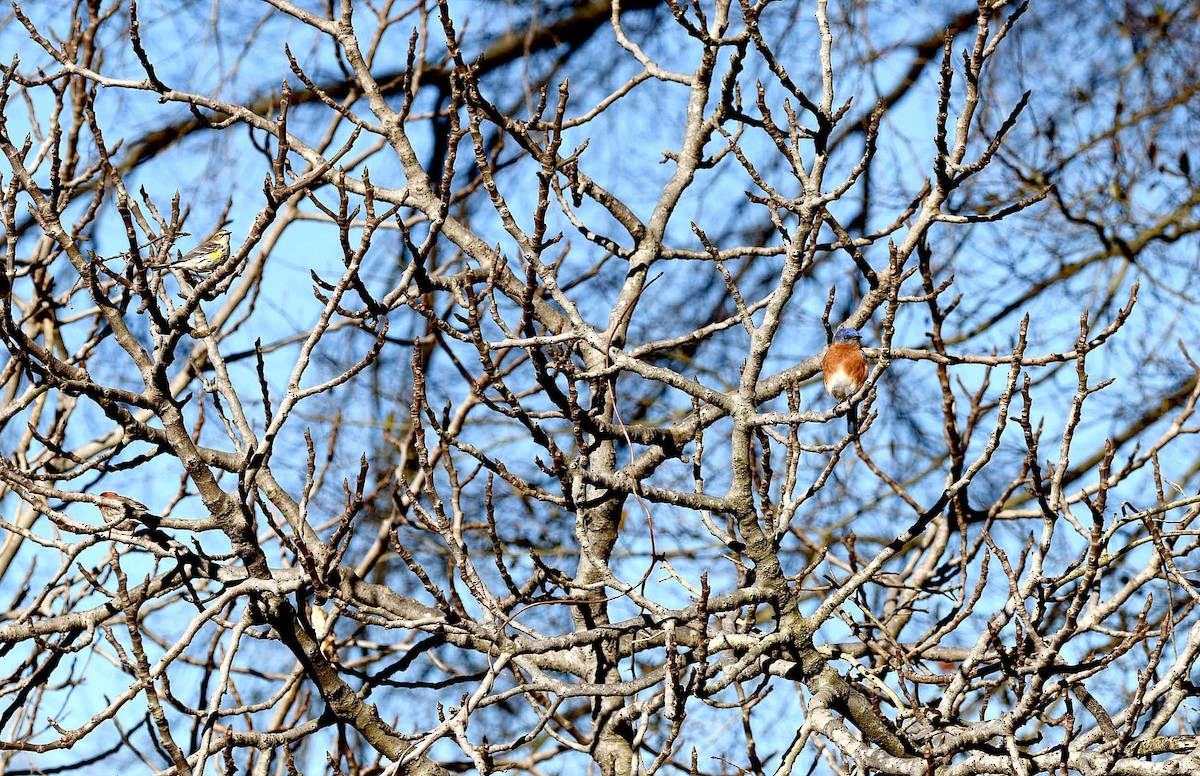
[1,1,1198,774]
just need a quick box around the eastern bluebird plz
[822,327,867,434]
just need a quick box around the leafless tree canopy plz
[1,0,1199,774]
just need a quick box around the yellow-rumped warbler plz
[148,230,232,272]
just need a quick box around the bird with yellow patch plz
[148,230,232,273]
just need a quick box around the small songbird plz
[97,491,152,527]
[147,230,232,273]
[95,492,217,609]
[97,490,171,546]
[822,327,867,434]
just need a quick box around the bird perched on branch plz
[96,491,218,609]
[147,229,232,273]
[97,491,153,529]
[822,327,867,434]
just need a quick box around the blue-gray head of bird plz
[832,327,862,344]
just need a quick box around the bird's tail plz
[847,404,858,435]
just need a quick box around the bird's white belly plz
[825,372,859,400]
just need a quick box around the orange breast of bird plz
[823,343,867,400]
